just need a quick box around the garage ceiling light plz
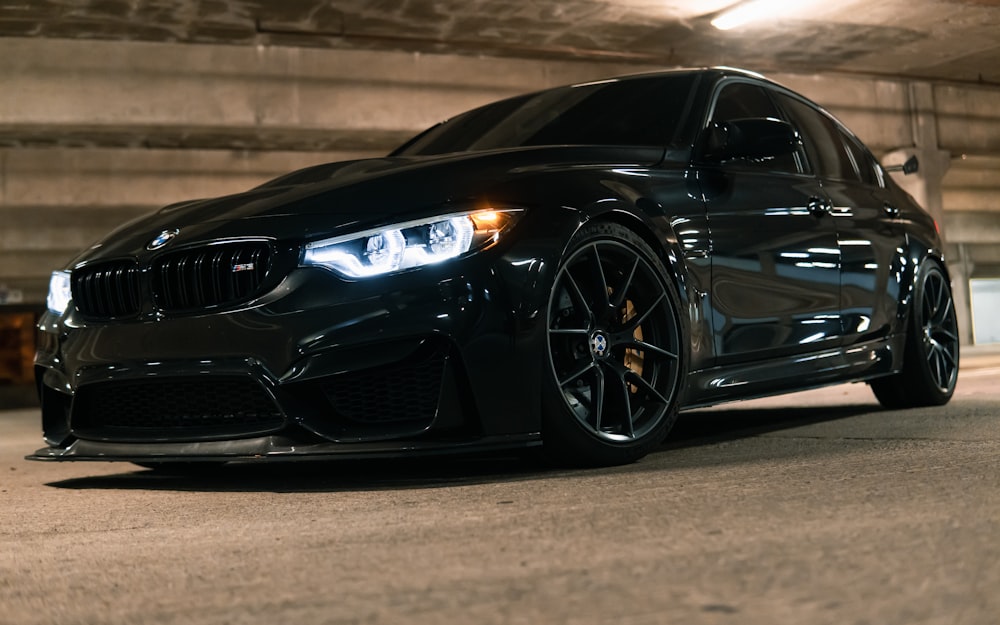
[711,0,821,30]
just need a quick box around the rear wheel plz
[871,260,959,408]
[543,222,685,466]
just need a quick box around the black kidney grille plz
[72,377,284,441]
[72,260,142,319]
[317,348,448,424]
[153,242,271,312]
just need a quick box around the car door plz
[695,80,842,366]
[773,92,907,346]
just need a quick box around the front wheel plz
[871,260,959,408]
[543,222,685,466]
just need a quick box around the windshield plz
[394,73,698,156]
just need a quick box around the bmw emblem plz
[146,229,179,250]
[590,332,609,357]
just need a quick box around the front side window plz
[709,82,801,174]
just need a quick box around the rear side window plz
[396,74,698,155]
[841,131,883,187]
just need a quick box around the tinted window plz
[710,82,800,173]
[841,131,881,186]
[712,82,781,122]
[395,74,697,155]
[775,93,856,181]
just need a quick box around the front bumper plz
[31,239,554,461]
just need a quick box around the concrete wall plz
[0,37,660,304]
[2,36,999,344]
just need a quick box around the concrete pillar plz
[886,82,973,345]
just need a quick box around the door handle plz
[807,197,831,217]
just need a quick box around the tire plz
[543,222,685,466]
[871,260,959,408]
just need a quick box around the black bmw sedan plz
[31,67,959,467]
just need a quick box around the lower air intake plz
[72,377,285,442]
[318,347,448,425]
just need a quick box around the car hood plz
[70,145,665,265]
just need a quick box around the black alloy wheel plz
[871,261,959,408]
[544,222,684,466]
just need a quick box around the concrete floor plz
[2,363,998,625]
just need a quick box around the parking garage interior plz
[1,2,999,624]
[2,0,1000,392]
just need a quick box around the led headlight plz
[46,270,72,315]
[302,209,523,278]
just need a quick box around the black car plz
[31,67,959,467]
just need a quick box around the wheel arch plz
[897,231,952,335]
[576,204,694,310]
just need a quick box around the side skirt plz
[680,334,905,410]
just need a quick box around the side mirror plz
[702,118,801,162]
[884,155,919,175]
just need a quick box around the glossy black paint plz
[30,68,948,463]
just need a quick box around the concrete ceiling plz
[1,0,999,85]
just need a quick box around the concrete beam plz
[935,84,1000,154]
[0,146,384,304]
[0,147,379,208]
[942,212,1000,245]
[941,154,1000,213]
[943,190,1000,213]
[0,37,662,150]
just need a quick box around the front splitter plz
[26,433,542,463]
